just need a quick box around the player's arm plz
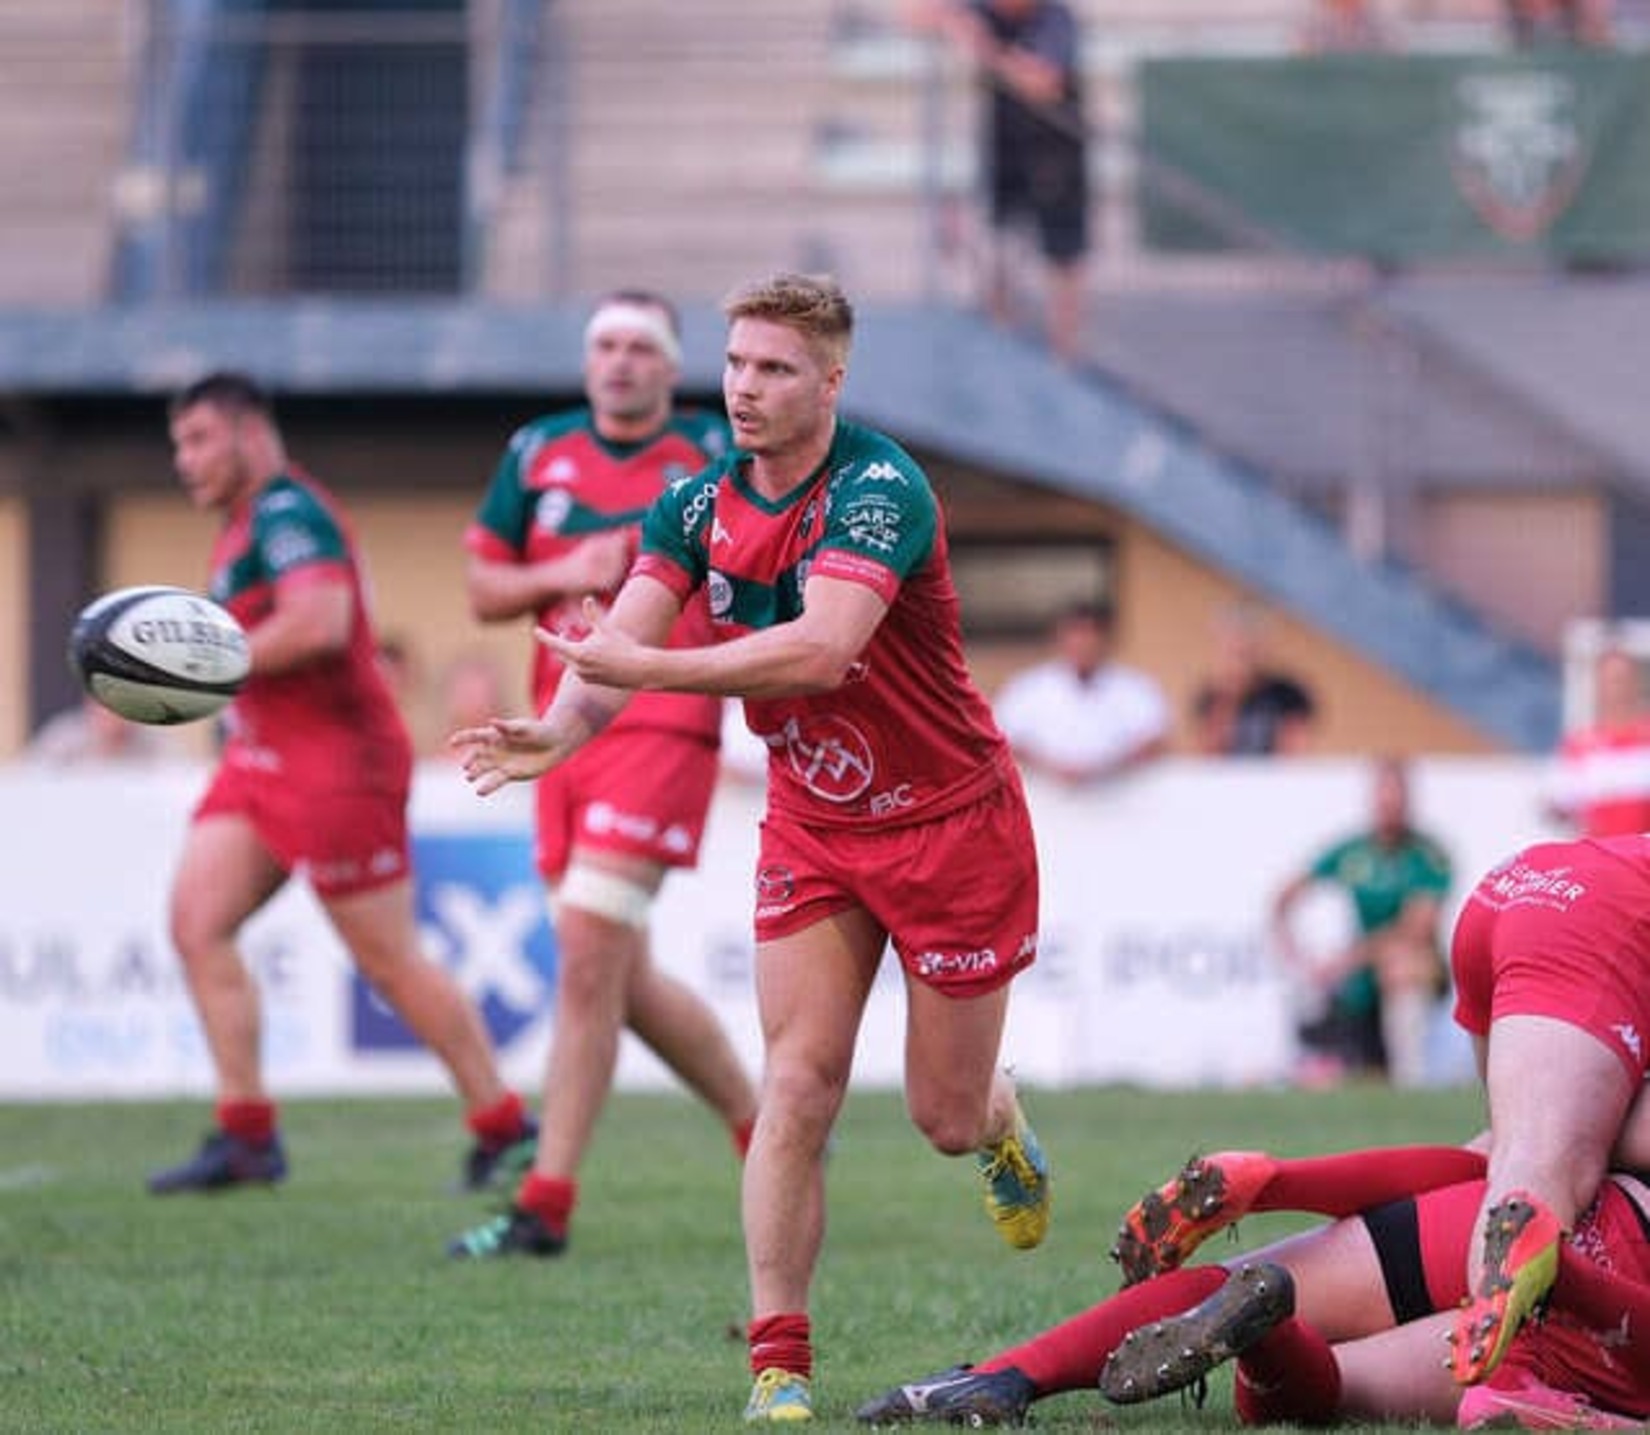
[465,535,634,624]
[1269,870,1318,972]
[249,571,353,675]
[452,571,683,794]
[541,573,888,700]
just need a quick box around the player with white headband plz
[452,290,758,1260]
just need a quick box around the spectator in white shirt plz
[993,601,1170,785]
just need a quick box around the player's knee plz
[908,1100,984,1157]
[169,897,225,965]
[761,1060,848,1143]
[552,863,655,932]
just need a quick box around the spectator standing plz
[149,372,533,1194]
[450,290,759,1261]
[907,0,1091,363]
[992,600,1169,785]
[1189,603,1318,756]
[1272,756,1452,1087]
[1545,644,1650,837]
[451,272,1051,1423]
[24,694,177,764]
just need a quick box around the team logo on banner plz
[1450,69,1588,242]
[349,833,555,1053]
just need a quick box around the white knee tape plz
[552,864,655,930]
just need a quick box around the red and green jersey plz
[465,406,727,740]
[206,469,410,791]
[634,418,1012,829]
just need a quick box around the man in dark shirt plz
[910,0,1091,362]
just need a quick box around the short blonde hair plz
[723,272,853,367]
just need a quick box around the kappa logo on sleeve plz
[349,833,556,1053]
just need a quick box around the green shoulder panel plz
[475,408,592,540]
[818,422,937,578]
[252,474,349,580]
[640,456,727,586]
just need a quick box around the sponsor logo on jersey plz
[1612,1021,1643,1061]
[867,783,914,817]
[534,487,575,533]
[841,491,903,555]
[1480,860,1586,909]
[707,569,734,619]
[780,713,875,803]
[679,477,718,538]
[262,488,304,514]
[264,521,323,572]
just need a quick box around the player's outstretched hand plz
[449,717,569,795]
[535,597,655,690]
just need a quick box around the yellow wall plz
[1415,491,1604,656]
[939,461,1500,754]
[1117,523,1497,755]
[12,441,1527,764]
[0,497,26,755]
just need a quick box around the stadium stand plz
[10,0,1650,758]
[0,2,129,306]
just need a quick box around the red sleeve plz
[632,552,697,600]
[464,521,520,563]
[811,547,900,605]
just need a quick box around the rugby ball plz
[68,585,250,725]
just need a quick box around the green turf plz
[0,1084,1484,1431]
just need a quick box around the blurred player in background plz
[450,291,758,1261]
[1272,756,1453,1088]
[452,272,1051,1423]
[149,371,533,1195]
[1545,644,1650,837]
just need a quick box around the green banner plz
[1139,52,1650,261]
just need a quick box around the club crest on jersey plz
[780,713,875,803]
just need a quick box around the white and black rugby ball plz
[68,585,250,725]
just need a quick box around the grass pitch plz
[0,1084,1484,1432]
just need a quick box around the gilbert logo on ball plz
[68,585,251,725]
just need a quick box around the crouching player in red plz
[452,272,1050,1423]
[1446,834,1650,1385]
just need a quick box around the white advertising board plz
[0,757,1560,1099]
